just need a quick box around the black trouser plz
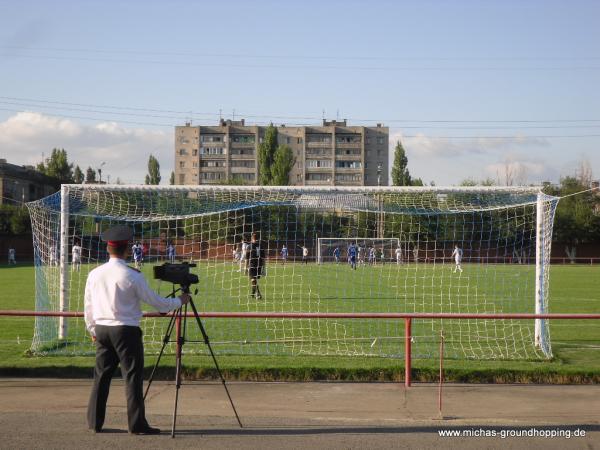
[87,325,148,432]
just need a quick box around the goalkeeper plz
[247,232,265,299]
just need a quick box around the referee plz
[84,225,190,434]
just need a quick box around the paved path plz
[0,379,598,449]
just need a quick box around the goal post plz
[26,184,560,359]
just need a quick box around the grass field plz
[1,262,599,382]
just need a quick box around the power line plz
[2,95,600,126]
[2,45,599,62]
[2,106,600,139]
[2,52,600,71]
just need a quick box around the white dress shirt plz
[84,257,181,336]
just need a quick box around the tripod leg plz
[188,299,243,428]
[144,309,178,401]
[171,307,184,438]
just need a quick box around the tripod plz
[144,284,243,437]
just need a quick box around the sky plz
[0,0,599,186]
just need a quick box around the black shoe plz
[89,427,102,434]
[130,426,161,435]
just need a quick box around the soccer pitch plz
[1,262,599,381]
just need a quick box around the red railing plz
[1,310,599,388]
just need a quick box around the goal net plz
[26,185,559,359]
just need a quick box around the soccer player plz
[72,240,82,271]
[8,247,16,265]
[167,242,176,263]
[280,245,288,264]
[84,225,190,434]
[357,245,365,266]
[300,245,309,265]
[451,244,463,273]
[368,247,376,265]
[246,233,265,299]
[132,242,143,269]
[333,246,341,264]
[348,242,357,270]
[240,240,249,273]
[395,245,403,265]
[49,244,58,266]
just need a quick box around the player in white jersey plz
[240,240,249,273]
[72,241,82,271]
[395,245,403,264]
[451,244,463,273]
[8,247,16,265]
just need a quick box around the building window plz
[306,173,332,182]
[230,160,255,168]
[200,147,226,155]
[306,159,332,168]
[286,137,291,144]
[193,161,198,168]
[179,148,186,156]
[201,135,224,143]
[232,135,255,143]
[179,161,185,168]
[201,172,225,180]
[336,173,362,182]
[231,148,254,156]
[377,137,384,145]
[297,137,303,144]
[201,160,226,167]
[179,174,185,183]
[335,161,362,169]
[192,149,198,156]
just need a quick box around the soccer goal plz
[26,185,559,359]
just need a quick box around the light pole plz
[377,163,383,238]
[97,162,106,183]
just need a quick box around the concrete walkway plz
[0,379,598,449]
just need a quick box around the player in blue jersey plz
[132,242,143,269]
[333,246,341,264]
[280,245,288,265]
[347,243,357,270]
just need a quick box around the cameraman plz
[84,225,190,435]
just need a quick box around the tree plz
[37,148,74,184]
[169,171,175,185]
[271,145,295,185]
[85,167,97,183]
[73,166,84,184]
[258,124,278,185]
[145,154,161,185]
[391,141,412,186]
[547,176,600,245]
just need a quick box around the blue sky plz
[0,0,598,185]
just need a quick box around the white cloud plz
[387,129,560,185]
[0,112,171,184]
[390,130,549,158]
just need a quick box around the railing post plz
[405,318,412,388]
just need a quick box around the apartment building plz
[174,119,389,186]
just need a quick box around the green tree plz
[391,141,412,186]
[85,167,97,183]
[73,165,84,183]
[169,171,175,185]
[258,124,278,185]
[271,145,295,185]
[548,176,600,245]
[145,154,161,185]
[37,148,74,184]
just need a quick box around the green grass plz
[1,262,599,382]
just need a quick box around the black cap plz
[101,225,133,243]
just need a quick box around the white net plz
[26,185,559,359]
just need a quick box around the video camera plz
[153,262,199,288]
